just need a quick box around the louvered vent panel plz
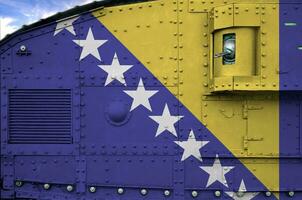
[8,89,72,144]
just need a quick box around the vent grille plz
[8,89,72,144]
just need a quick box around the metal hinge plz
[242,103,263,119]
[243,136,264,150]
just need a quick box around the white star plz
[54,16,79,36]
[200,154,234,188]
[73,27,107,61]
[225,180,259,200]
[149,104,184,137]
[174,130,209,162]
[124,78,158,111]
[98,53,133,86]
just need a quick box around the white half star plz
[73,27,107,61]
[98,53,133,86]
[149,103,184,137]
[200,154,234,188]
[54,16,79,36]
[124,78,158,111]
[225,180,259,200]
[174,130,209,162]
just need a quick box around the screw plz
[117,188,124,195]
[66,185,73,192]
[89,186,96,193]
[192,190,198,198]
[140,189,148,196]
[288,191,294,197]
[15,181,23,187]
[215,190,221,197]
[164,190,170,196]
[43,183,50,190]
[265,191,272,197]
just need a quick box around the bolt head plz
[66,185,73,192]
[117,188,124,194]
[192,190,198,198]
[15,181,23,187]
[164,190,170,196]
[89,186,96,193]
[288,191,295,197]
[20,45,26,52]
[215,190,221,197]
[43,183,50,190]
[265,191,272,197]
[140,189,148,196]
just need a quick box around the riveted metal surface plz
[80,85,179,157]
[188,0,279,13]
[98,0,179,87]
[14,156,76,184]
[280,93,302,193]
[0,17,81,156]
[1,0,302,199]
[280,4,302,90]
[233,4,261,27]
[259,4,279,90]
[0,48,13,74]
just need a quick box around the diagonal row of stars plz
[54,18,260,199]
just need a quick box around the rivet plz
[265,191,272,197]
[288,191,294,197]
[141,189,148,196]
[66,185,73,192]
[117,188,124,194]
[89,186,96,193]
[15,180,23,187]
[215,190,221,197]
[236,191,244,197]
[164,190,170,196]
[192,191,198,198]
[43,183,51,190]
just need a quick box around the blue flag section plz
[1,13,276,199]
[279,3,302,200]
